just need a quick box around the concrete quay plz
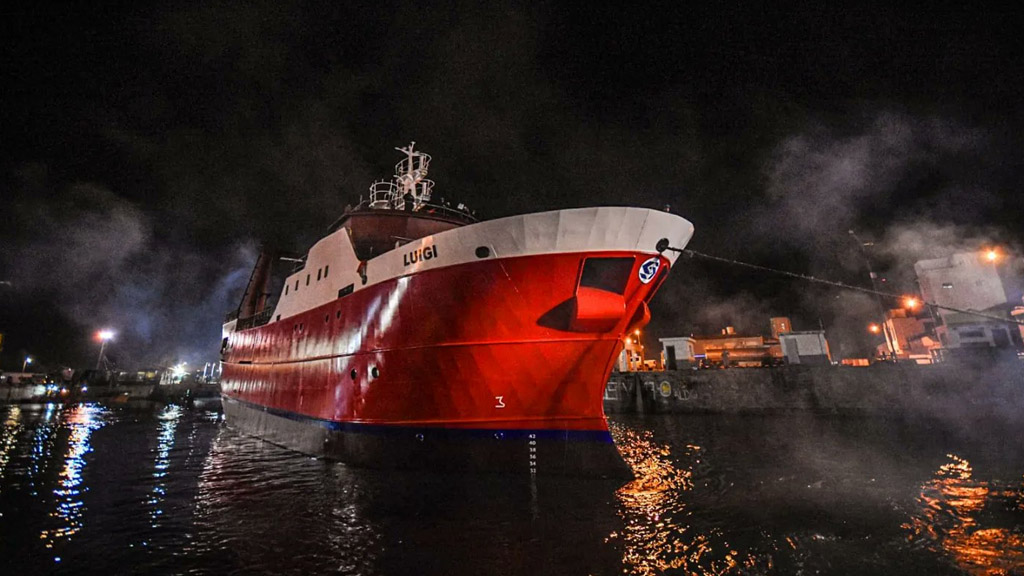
[605,360,1024,419]
[1,380,221,406]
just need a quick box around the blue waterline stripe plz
[224,396,614,443]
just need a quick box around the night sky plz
[2,3,1023,370]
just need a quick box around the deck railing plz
[235,307,275,331]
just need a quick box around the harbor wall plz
[605,361,1024,419]
[1,380,221,406]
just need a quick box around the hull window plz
[579,257,635,295]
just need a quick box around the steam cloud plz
[649,110,1017,357]
[1,166,256,369]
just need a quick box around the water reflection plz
[904,453,1024,574]
[3,405,1024,575]
[0,405,23,492]
[39,404,107,553]
[29,402,60,486]
[147,404,182,530]
[609,422,763,575]
[186,426,383,574]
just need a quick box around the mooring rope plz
[661,244,1024,326]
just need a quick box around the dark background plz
[2,2,1022,369]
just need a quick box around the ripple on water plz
[2,406,1024,575]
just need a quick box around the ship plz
[220,143,694,476]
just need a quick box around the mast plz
[367,142,435,212]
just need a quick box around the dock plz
[605,359,1024,419]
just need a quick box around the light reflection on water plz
[0,405,23,492]
[38,404,108,556]
[29,402,60,488]
[609,423,767,575]
[184,423,385,574]
[147,404,182,531]
[1,404,1024,575]
[904,453,1024,574]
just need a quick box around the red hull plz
[222,251,666,430]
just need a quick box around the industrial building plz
[913,250,1024,361]
[657,317,831,369]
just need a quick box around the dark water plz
[2,402,1023,575]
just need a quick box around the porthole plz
[336,311,341,319]
[350,369,358,380]
[370,366,380,379]
[475,246,490,258]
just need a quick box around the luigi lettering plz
[404,245,439,266]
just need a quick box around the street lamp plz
[96,330,114,370]
[634,329,646,370]
[849,230,896,360]
[22,356,32,372]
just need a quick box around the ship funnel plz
[238,249,275,319]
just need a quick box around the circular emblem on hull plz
[659,381,672,397]
[638,257,661,284]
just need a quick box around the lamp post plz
[22,356,32,372]
[96,330,114,370]
[849,230,896,361]
[634,329,645,369]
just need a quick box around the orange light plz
[986,249,998,262]
[904,296,919,310]
[868,323,881,334]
